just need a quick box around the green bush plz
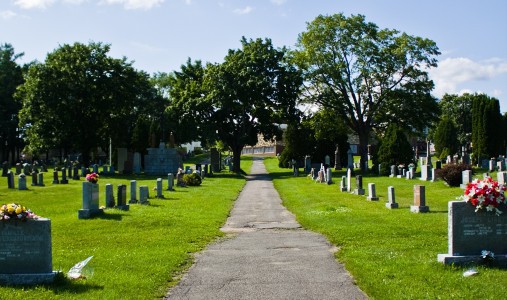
[377,124,414,176]
[436,163,471,187]
[183,172,202,186]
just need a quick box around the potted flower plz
[85,172,99,184]
[462,177,506,215]
[0,203,39,221]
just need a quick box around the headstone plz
[410,185,429,213]
[105,184,115,208]
[129,180,137,204]
[489,159,495,172]
[346,168,352,192]
[438,201,507,266]
[15,163,21,175]
[143,143,182,175]
[386,186,398,209]
[18,174,27,190]
[52,170,59,184]
[304,155,312,173]
[78,182,103,219]
[73,166,79,180]
[435,161,442,170]
[156,178,163,199]
[116,184,129,210]
[326,168,332,184]
[498,161,505,172]
[109,166,115,175]
[406,170,413,180]
[167,173,174,191]
[340,176,347,192]
[133,152,141,174]
[60,168,68,184]
[389,165,396,178]
[420,165,431,181]
[31,171,38,186]
[93,164,99,174]
[498,172,507,185]
[7,171,14,189]
[367,183,379,201]
[347,149,353,169]
[38,173,44,186]
[117,148,128,174]
[23,164,31,176]
[431,169,437,182]
[176,168,186,187]
[334,147,342,170]
[102,165,108,175]
[0,218,57,285]
[458,170,472,190]
[67,166,72,179]
[354,175,365,195]
[81,167,87,177]
[139,186,149,204]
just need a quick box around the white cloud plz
[429,57,507,98]
[102,0,164,10]
[270,0,287,5]
[233,6,253,15]
[184,0,191,4]
[14,0,56,9]
[0,10,18,20]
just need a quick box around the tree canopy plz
[16,42,160,163]
[293,13,440,171]
[438,93,473,149]
[0,43,25,163]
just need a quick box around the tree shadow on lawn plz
[8,273,104,294]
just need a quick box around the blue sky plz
[1,0,506,110]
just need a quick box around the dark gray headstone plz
[367,183,379,201]
[7,171,14,189]
[105,183,115,208]
[386,186,398,209]
[354,175,365,195]
[167,173,174,191]
[156,178,163,199]
[139,186,149,205]
[60,168,68,184]
[129,180,137,204]
[438,201,507,266]
[78,182,103,219]
[116,184,129,211]
[52,170,59,184]
[410,185,429,213]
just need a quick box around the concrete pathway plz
[165,157,367,300]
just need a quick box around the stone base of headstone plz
[115,205,130,211]
[128,199,138,204]
[340,187,347,192]
[396,175,402,179]
[389,175,395,178]
[410,205,429,213]
[437,254,507,267]
[386,202,399,209]
[367,196,379,201]
[0,272,59,286]
[60,179,68,184]
[78,208,104,219]
[354,189,365,196]
[459,184,468,189]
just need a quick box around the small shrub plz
[436,163,472,187]
[183,173,202,186]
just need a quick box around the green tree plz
[0,43,24,163]
[202,37,302,172]
[293,13,440,172]
[278,121,314,168]
[439,93,472,150]
[471,93,503,163]
[17,42,159,164]
[433,117,458,157]
[377,124,414,176]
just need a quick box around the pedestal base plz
[367,197,379,201]
[0,271,59,285]
[354,189,365,195]
[410,205,429,213]
[78,208,104,219]
[386,203,399,209]
[438,254,507,267]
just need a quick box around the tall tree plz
[293,13,440,172]
[471,93,503,163]
[377,124,414,176]
[17,42,159,163]
[0,43,24,163]
[201,37,302,172]
[439,93,472,151]
[433,117,458,157]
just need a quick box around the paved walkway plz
[165,157,367,300]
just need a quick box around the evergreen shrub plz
[183,173,202,186]
[436,163,472,187]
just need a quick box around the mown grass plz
[0,157,252,299]
[264,157,507,300]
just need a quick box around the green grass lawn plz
[0,157,252,299]
[264,157,507,300]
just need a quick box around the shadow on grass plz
[8,273,104,294]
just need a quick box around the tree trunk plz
[358,129,370,173]
[232,145,243,174]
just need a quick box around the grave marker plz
[105,184,115,208]
[52,170,59,184]
[167,173,174,191]
[129,180,137,204]
[410,185,429,213]
[346,168,352,192]
[38,173,45,186]
[139,186,149,205]
[367,183,379,201]
[340,176,347,192]
[386,186,398,209]
[7,171,14,189]
[354,175,365,195]
[78,182,103,219]
[460,170,472,189]
[116,184,129,210]
[18,174,27,190]
[60,168,68,184]
[156,178,164,199]
[438,201,507,266]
